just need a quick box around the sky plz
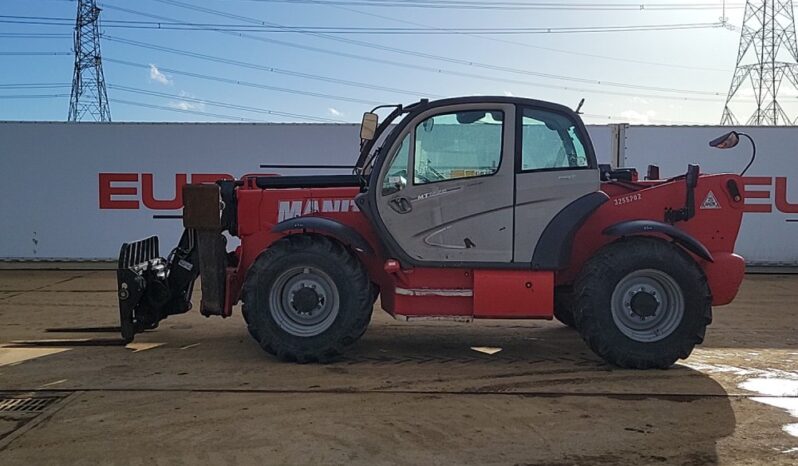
[0,0,782,125]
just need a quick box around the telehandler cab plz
[117,96,747,369]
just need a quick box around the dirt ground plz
[0,271,796,465]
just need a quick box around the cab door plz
[513,105,600,263]
[373,103,516,264]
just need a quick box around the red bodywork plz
[221,173,745,320]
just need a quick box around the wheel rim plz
[269,266,340,337]
[610,269,684,343]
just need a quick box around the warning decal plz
[701,191,721,209]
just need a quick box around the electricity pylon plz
[68,0,111,122]
[721,0,798,125]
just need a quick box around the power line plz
[0,33,73,39]
[0,83,72,89]
[102,35,442,98]
[0,15,726,34]
[104,58,385,105]
[0,51,71,56]
[107,84,347,122]
[127,2,729,96]
[329,3,731,72]
[0,94,70,99]
[216,0,747,12]
[109,98,264,121]
[101,33,733,103]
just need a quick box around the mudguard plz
[603,219,714,262]
[272,216,374,255]
[532,192,610,269]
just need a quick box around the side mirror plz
[360,112,379,141]
[709,131,740,149]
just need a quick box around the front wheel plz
[573,237,712,369]
[553,287,577,329]
[242,234,372,363]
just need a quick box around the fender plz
[603,220,714,262]
[272,216,374,255]
[532,192,610,269]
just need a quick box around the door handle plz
[389,197,412,214]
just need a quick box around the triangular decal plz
[701,191,721,209]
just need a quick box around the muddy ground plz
[0,271,796,465]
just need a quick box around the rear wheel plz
[574,237,712,369]
[242,234,372,362]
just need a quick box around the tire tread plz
[241,234,372,363]
[573,237,712,369]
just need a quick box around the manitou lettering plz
[277,199,359,221]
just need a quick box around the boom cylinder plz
[183,183,228,317]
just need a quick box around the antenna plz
[575,98,586,114]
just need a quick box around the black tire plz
[355,283,379,339]
[573,237,712,369]
[242,234,372,363]
[553,286,577,329]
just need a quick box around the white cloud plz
[328,107,343,117]
[167,91,204,111]
[149,64,172,85]
[168,101,203,111]
[632,96,650,105]
[503,90,514,96]
[620,109,657,124]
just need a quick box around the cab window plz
[520,108,589,171]
[382,133,410,196]
[413,110,503,185]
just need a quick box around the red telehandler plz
[117,96,750,369]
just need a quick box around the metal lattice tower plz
[721,0,798,125]
[68,0,111,122]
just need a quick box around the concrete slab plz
[0,391,795,465]
[0,271,87,292]
[0,272,796,465]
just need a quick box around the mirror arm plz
[737,132,756,176]
[355,105,404,174]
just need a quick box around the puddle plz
[740,378,798,397]
[685,361,798,442]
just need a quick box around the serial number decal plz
[613,193,642,206]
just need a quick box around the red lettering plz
[99,173,139,209]
[775,177,798,214]
[742,176,772,213]
[141,173,186,210]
